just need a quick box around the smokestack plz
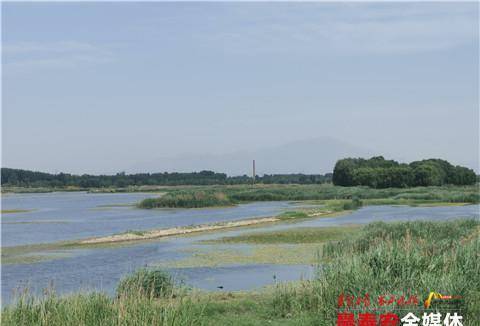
[252,160,256,185]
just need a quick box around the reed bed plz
[3,219,479,325]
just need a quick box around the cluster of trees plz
[0,169,229,188]
[332,156,477,188]
[4,157,474,189]
[1,168,332,188]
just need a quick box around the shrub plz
[116,269,173,298]
[342,198,363,210]
[138,190,233,208]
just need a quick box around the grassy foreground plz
[2,219,479,325]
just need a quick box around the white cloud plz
[3,41,116,71]
[195,3,477,55]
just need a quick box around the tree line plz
[332,156,477,188]
[0,168,332,188]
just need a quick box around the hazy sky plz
[2,2,479,174]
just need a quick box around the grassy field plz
[3,219,479,325]
[205,226,359,245]
[138,184,480,208]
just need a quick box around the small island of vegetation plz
[138,190,233,209]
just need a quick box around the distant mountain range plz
[129,137,375,176]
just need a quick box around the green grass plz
[1,186,85,193]
[224,184,479,203]
[158,244,321,268]
[275,198,364,221]
[1,291,208,326]
[137,184,479,208]
[2,254,63,265]
[117,269,174,299]
[138,190,234,208]
[269,219,480,325]
[116,229,148,236]
[207,226,359,244]
[162,225,360,268]
[3,219,479,325]
[159,225,359,268]
[277,211,309,220]
[2,239,143,265]
[1,241,81,265]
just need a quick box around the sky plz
[2,2,479,175]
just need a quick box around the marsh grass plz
[138,190,233,208]
[159,244,321,268]
[116,269,174,299]
[270,219,480,325]
[116,229,147,237]
[225,184,479,203]
[278,211,309,220]
[1,209,35,214]
[3,291,208,326]
[138,184,479,209]
[3,219,479,325]
[208,226,360,245]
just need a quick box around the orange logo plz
[424,292,461,308]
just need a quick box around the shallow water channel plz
[2,192,479,305]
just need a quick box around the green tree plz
[333,159,356,186]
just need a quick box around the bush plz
[116,269,173,298]
[342,198,363,210]
[138,190,233,208]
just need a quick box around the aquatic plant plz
[116,269,173,299]
[138,184,479,209]
[3,219,479,325]
[138,190,233,208]
[271,219,480,324]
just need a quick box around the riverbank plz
[80,216,281,244]
[80,206,346,245]
[74,198,362,245]
[1,200,349,264]
[3,198,476,264]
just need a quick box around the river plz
[1,192,479,305]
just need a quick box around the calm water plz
[1,192,294,247]
[1,192,479,305]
